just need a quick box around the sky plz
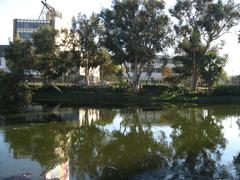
[0,0,240,76]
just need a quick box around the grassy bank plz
[33,86,240,106]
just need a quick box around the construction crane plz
[38,0,62,27]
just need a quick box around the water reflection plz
[234,152,240,177]
[163,108,226,178]
[45,161,69,180]
[0,104,240,179]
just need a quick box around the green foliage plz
[71,13,106,86]
[170,0,240,90]
[233,153,240,177]
[200,50,227,89]
[212,85,240,96]
[2,39,35,104]
[33,25,66,84]
[33,25,56,53]
[230,75,240,85]
[100,0,172,91]
[100,49,121,80]
[5,39,34,79]
[140,84,186,95]
[163,75,182,85]
[0,70,5,77]
[0,74,32,104]
[37,85,128,95]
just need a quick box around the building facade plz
[79,66,101,84]
[0,45,9,72]
[13,19,52,41]
[123,56,174,83]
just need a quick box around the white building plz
[0,45,9,72]
[79,66,100,83]
[123,56,174,82]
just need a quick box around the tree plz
[100,0,172,91]
[5,38,34,80]
[100,49,121,81]
[32,25,65,86]
[160,106,227,178]
[71,13,106,86]
[145,62,154,84]
[170,0,240,90]
[200,49,227,91]
[1,39,34,103]
[231,75,240,85]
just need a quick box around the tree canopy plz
[100,0,172,91]
[32,25,66,85]
[170,0,240,90]
[5,39,34,80]
[70,13,107,86]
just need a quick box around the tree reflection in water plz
[162,108,227,178]
[233,117,240,177]
[72,108,173,180]
[234,152,240,177]
[1,105,240,179]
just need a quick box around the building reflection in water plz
[52,107,100,127]
[45,160,69,180]
[44,108,100,180]
[78,108,100,127]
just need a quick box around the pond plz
[0,104,240,179]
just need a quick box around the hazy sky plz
[0,0,239,75]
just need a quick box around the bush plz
[140,85,187,95]
[212,85,240,96]
[0,74,32,104]
[0,70,5,77]
[37,84,129,94]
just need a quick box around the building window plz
[14,19,52,41]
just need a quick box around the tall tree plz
[32,25,65,86]
[100,0,172,91]
[1,39,34,103]
[170,0,240,90]
[71,13,106,86]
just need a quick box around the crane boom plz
[41,0,62,19]
[38,0,62,23]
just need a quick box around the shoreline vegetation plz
[33,85,240,106]
[1,0,240,105]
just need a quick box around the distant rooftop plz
[14,19,51,23]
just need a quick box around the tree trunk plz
[132,65,141,92]
[191,51,198,91]
[85,68,90,87]
[132,80,140,92]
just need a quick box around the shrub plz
[37,84,129,94]
[0,74,32,104]
[140,85,187,95]
[211,85,240,96]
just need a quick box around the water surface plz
[0,104,240,179]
